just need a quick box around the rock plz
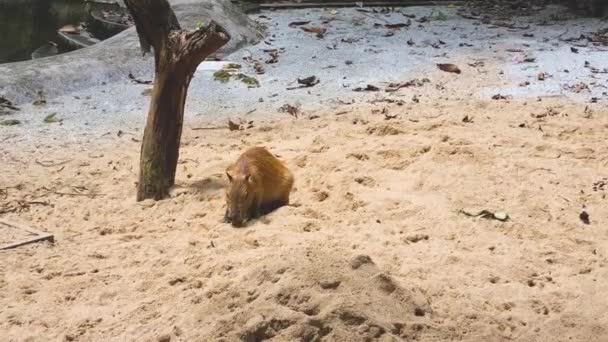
[319,279,341,289]
[0,0,263,105]
[351,255,374,269]
[157,334,171,342]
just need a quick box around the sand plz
[2,89,608,341]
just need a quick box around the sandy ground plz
[2,3,608,342]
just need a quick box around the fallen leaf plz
[297,76,319,87]
[462,115,473,123]
[0,97,20,111]
[128,72,152,85]
[385,21,411,29]
[301,26,327,38]
[228,119,240,131]
[278,104,300,118]
[459,209,510,222]
[385,78,429,92]
[579,210,590,224]
[43,113,61,123]
[353,84,380,92]
[0,119,21,126]
[491,94,510,100]
[437,63,461,74]
[288,20,310,27]
[538,72,548,81]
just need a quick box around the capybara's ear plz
[246,174,253,183]
[226,171,233,182]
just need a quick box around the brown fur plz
[224,146,294,227]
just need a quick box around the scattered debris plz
[570,47,579,53]
[341,37,360,43]
[385,21,411,29]
[370,98,405,106]
[462,115,474,123]
[265,50,280,64]
[593,178,606,192]
[213,66,260,88]
[437,63,461,74]
[32,91,47,106]
[579,210,590,225]
[537,72,548,81]
[564,82,589,93]
[531,107,559,119]
[128,72,152,85]
[278,103,300,118]
[235,74,260,88]
[353,84,380,92]
[0,96,20,112]
[0,199,51,215]
[383,109,398,120]
[385,78,429,92]
[491,94,510,100]
[253,61,265,74]
[459,209,510,222]
[228,118,254,131]
[405,234,429,243]
[287,76,320,90]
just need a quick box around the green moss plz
[213,70,232,83]
[213,68,259,88]
[0,119,21,126]
[431,10,448,21]
[236,74,260,88]
[43,113,61,123]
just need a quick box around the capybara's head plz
[225,170,255,227]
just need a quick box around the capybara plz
[225,146,294,227]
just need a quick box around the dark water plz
[0,0,86,64]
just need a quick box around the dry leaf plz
[228,119,240,131]
[301,26,327,38]
[437,63,461,74]
[288,21,310,27]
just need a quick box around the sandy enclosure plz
[2,95,608,341]
[2,3,608,342]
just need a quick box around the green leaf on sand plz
[0,119,21,126]
[44,113,61,123]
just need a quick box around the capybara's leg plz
[223,208,230,223]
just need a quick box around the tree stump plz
[125,0,230,201]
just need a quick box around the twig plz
[0,201,51,215]
[128,72,152,84]
[35,159,72,167]
[41,186,100,198]
[191,126,226,130]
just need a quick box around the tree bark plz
[124,0,230,201]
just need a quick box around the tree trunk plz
[124,0,230,201]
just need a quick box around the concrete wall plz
[0,0,263,104]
